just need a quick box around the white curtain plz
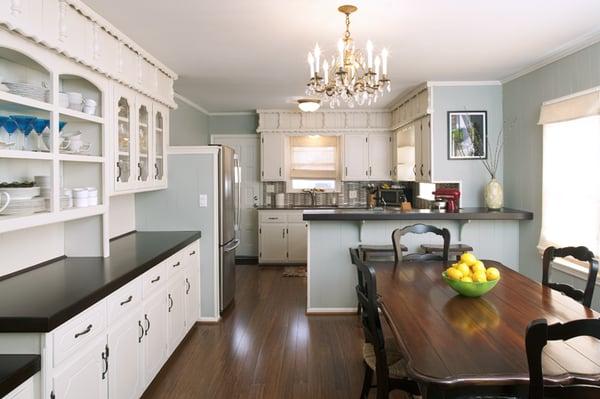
[538,115,600,257]
[289,136,339,179]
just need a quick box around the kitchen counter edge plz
[0,355,40,398]
[302,207,533,221]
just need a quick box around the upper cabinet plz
[260,133,286,181]
[368,133,393,180]
[152,104,168,188]
[342,133,392,181]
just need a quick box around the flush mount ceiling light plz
[297,98,321,112]
[305,4,391,109]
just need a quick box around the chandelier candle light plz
[306,5,391,109]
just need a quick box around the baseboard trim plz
[197,316,221,323]
[306,307,357,315]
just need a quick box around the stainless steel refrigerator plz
[215,145,240,312]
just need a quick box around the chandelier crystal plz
[305,5,391,109]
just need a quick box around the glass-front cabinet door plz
[114,88,135,192]
[152,103,168,187]
[136,98,152,188]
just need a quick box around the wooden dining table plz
[371,260,600,399]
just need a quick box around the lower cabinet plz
[107,310,144,399]
[258,211,307,264]
[47,239,201,399]
[167,277,186,355]
[142,289,168,386]
[52,336,108,399]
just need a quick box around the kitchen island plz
[303,207,533,313]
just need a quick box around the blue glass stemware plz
[10,115,36,151]
[33,118,50,152]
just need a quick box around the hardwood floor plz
[141,265,408,399]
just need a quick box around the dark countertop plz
[303,207,533,221]
[256,206,368,210]
[0,231,201,333]
[0,355,40,397]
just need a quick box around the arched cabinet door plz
[152,103,168,188]
[114,87,136,192]
[135,96,153,189]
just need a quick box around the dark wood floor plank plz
[141,265,399,399]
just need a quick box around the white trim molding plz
[501,29,600,84]
[174,92,210,115]
[427,81,502,87]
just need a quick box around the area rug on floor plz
[282,266,306,277]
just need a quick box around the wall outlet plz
[266,185,275,193]
[198,194,208,207]
[349,190,357,199]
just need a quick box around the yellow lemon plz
[460,252,477,266]
[456,263,471,276]
[446,267,463,281]
[460,276,473,283]
[486,267,500,281]
[471,260,486,273]
[472,270,487,283]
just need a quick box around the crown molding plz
[427,81,501,87]
[209,111,256,116]
[174,92,210,115]
[501,29,600,84]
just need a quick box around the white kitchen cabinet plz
[259,222,288,263]
[1,0,44,38]
[135,96,153,189]
[4,377,35,399]
[184,268,200,331]
[260,133,286,181]
[114,86,137,192]
[415,115,432,182]
[51,336,108,399]
[258,211,307,264]
[287,222,308,263]
[107,310,144,399]
[392,124,416,181]
[368,133,393,180]
[166,277,186,355]
[142,289,167,386]
[152,103,169,188]
[342,133,369,181]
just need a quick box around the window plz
[538,89,600,259]
[289,135,339,191]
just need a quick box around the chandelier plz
[305,5,391,109]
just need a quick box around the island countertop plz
[303,207,533,221]
[0,230,201,333]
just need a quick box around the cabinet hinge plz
[428,121,431,127]
[261,171,264,177]
[286,251,289,258]
[365,137,368,143]
[261,137,264,143]
[259,228,262,234]
[259,252,262,258]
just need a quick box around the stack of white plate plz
[0,186,46,216]
[3,82,50,102]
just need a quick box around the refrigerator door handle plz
[223,238,240,253]
[234,155,242,236]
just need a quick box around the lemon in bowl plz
[442,255,500,297]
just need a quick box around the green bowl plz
[442,272,500,297]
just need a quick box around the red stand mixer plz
[432,188,461,212]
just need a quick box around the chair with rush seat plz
[392,224,451,264]
[542,246,598,307]
[349,248,420,399]
[526,318,600,399]
[358,243,407,262]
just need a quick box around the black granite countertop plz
[0,231,201,333]
[0,355,40,397]
[256,206,368,210]
[303,207,533,221]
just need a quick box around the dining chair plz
[526,318,600,399]
[542,246,599,307]
[392,224,451,263]
[349,248,420,399]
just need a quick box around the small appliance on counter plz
[377,184,413,207]
[432,188,461,212]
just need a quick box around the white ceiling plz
[84,0,600,113]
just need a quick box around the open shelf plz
[0,205,105,234]
[0,90,53,113]
[59,107,104,124]
[0,150,53,160]
[58,154,104,163]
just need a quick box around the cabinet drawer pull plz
[101,345,109,380]
[186,278,191,295]
[154,163,159,179]
[278,167,282,176]
[138,320,144,343]
[116,161,122,182]
[168,294,173,312]
[151,276,160,283]
[120,295,133,306]
[420,164,424,176]
[345,166,348,176]
[172,261,181,268]
[268,217,278,220]
[144,314,150,335]
[137,162,142,181]
[74,324,93,339]
[189,250,196,256]
[282,228,285,238]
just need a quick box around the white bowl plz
[72,188,89,199]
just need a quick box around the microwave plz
[378,187,413,207]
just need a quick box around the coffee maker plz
[432,188,460,212]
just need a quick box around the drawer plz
[107,278,142,324]
[182,240,200,267]
[287,211,304,223]
[53,300,107,367]
[165,251,186,279]
[142,261,167,299]
[260,212,287,223]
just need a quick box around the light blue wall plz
[170,98,210,146]
[502,42,600,297]
[431,85,504,207]
[209,114,258,135]
[135,154,218,318]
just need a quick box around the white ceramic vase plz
[484,177,503,210]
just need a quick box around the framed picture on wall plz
[447,111,487,159]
